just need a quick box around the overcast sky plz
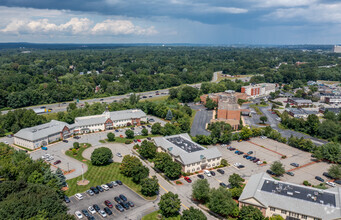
[0,0,340,44]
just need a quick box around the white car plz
[41,155,46,160]
[88,206,96,214]
[256,161,263,165]
[204,170,211,177]
[75,211,83,219]
[4,141,8,144]
[234,162,241,167]
[326,182,336,187]
[116,153,122,157]
[75,193,83,200]
[49,156,54,161]
[101,184,109,191]
[99,210,107,218]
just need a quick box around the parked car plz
[243,155,248,158]
[75,193,83,200]
[106,182,113,188]
[121,202,130,210]
[116,180,123,185]
[104,200,113,208]
[104,207,113,215]
[75,211,83,219]
[62,140,68,143]
[114,196,122,203]
[237,151,244,155]
[184,176,192,183]
[220,182,228,188]
[53,160,61,165]
[87,216,95,220]
[96,185,104,192]
[217,169,225,174]
[323,172,333,179]
[88,206,96,214]
[64,195,70,203]
[227,146,235,151]
[237,165,245,169]
[234,150,240,154]
[315,176,324,182]
[256,161,263,165]
[115,204,125,212]
[290,163,299,167]
[101,184,109,191]
[111,181,118,187]
[253,158,260,163]
[246,156,252,160]
[147,137,152,140]
[197,174,204,179]
[286,172,294,176]
[210,171,216,176]
[266,170,275,175]
[116,153,122,157]
[93,204,100,212]
[127,201,135,207]
[86,189,94,196]
[90,186,99,194]
[137,139,141,142]
[334,180,341,185]
[247,151,253,155]
[119,194,127,202]
[73,136,80,139]
[204,170,211,177]
[326,182,336,187]
[82,210,90,218]
[98,210,107,218]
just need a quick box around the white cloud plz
[200,6,248,14]
[268,3,341,23]
[92,19,158,35]
[1,17,157,36]
[250,0,317,8]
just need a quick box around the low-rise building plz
[14,120,74,149]
[14,109,147,149]
[241,83,276,98]
[153,133,222,173]
[325,96,341,105]
[239,172,341,220]
[286,108,319,118]
[319,107,341,115]
[288,98,313,107]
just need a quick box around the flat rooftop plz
[166,136,204,153]
[261,179,336,207]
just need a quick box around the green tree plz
[166,109,174,120]
[151,122,163,135]
[71,148,77,155]
[240,126,253,140]
[27,170,44,184]
[192,179,210,203]
[158,192,181,217]
[125,129,134,139]
[314,143,341,163]
[139,140,157,159]
[164,161,182,179]
[141,128,148,136]
[91,147,113,166]
[208,187,237,217]
[120,155,143,177]
[181,207,207,220]
[141,176,159,197]
[129,93,140,105]
[179,86,199,103]
[73,142,80,149]
[205,97,217,110]
[270,216,285,220]
[107,132,115,142]
[328,164,341,179]
[154,152,173,172]
[270,161,285,176]
[238,205,264,220]
[229,187,243,199]
[228,173,244,188]
[131,165,149,183]
[260,116,268,124]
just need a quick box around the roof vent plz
[314,191,319,196]
[320,200,324,204]
[32,129,37,133]
[307,194,312,198]
[294,191,300,194]
[274,181,278,185]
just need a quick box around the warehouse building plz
[153,133,222,173]
[239,172,341,220]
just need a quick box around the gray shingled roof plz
[154,133,222,165]
[239,173,341,220]
[14,120,71,141]
[75,115,107,126]
[109,109,146,121]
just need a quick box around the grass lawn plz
[65,143,156,200]
[190,109,197,126]
[43,112,60,121]
[13,144,33,152]
[249,105,263,115]
[104,134,161,144]
[141,95,169,103]
[142,211,180,220]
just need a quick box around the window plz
[212,163,215,166]
[197,167,200,170]
[301,216,307,219]
[192,168,195,172]
[281,210,287,214]
[270,207,276,212]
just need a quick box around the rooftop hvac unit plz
[274,181,278,185]
[287,192,293,196]
[320,200,324,204]
[307,194,312,198]
[314,191,319,196]
[294,191,300,194]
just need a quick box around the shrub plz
[221,159,229,167]
[281,155,287,159]
[175,180,182,185]
[72,148,77,155]
[303,180,311,186]
[73,142,80,149]
[263,161,267,164]
[125,140,132,144]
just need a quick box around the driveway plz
[190,109,212,136]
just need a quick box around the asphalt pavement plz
[190,109,212,136]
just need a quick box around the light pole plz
[67,162,70,172]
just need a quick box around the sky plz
[0,0,340,45]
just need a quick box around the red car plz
[184,176,192,183]
[104,200,113,208]
[53,160,61,165]
[137,139,141,142]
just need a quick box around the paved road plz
[243,102,328,146]
[190,109,212,136]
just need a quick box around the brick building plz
[241,83,276,98]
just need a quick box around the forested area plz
[0,143,71,219]
[1,46,340,110]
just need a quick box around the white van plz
[204,170,211,177]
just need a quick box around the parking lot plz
[175,137,335,198]
[67,184,152,220]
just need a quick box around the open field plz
[142,211,180,220]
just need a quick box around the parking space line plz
[247,140,285,157]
